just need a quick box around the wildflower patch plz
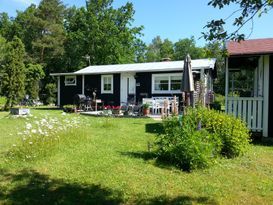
[6,115,83,161]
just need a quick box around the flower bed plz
[104,105,121,115]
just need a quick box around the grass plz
[0,108,273,204]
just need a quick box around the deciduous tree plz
[173,37,205,60]
[64,0,143,70]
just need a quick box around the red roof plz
[227,38,273,56]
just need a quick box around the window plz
[154,76,169,91]
[65,76,77,86]
[101,75,113,94]
[170,76,181,90]
[152,73,182,93]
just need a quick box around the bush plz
[43,83,56,105]
[0,96,6,110]
[195,107,251,158]
[156,113,221,171]
[156,107,250,171]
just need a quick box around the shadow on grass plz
[251,134,273,146]
[0,169,219,204]
[0,169,123,205]
[120,151,157,161]
[31,107,62,111]
[145,123,164,134]
[136,195,218,205]
[120,151,179,171]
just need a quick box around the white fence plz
[226,97,263,131]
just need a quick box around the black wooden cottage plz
[50,59,217,107]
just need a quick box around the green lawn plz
[0,108,273,204]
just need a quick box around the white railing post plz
[263,55,269,137]
[227,97,264,132]
[225,58,229,113]
[57,76,60,107]
[82,75,85,95]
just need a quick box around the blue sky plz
[1,0,273,46]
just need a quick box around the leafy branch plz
[202,0,273,42]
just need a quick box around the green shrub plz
[156,107,250,171]
[195,107,251,158]
[43,83,56,105]
[0,96,6,110]
[157,114,222,171]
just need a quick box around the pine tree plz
[1,37,26,109]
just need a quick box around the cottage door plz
[120,73,136,105]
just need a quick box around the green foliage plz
[6,115,82,161]
[0,96,6,110]
[0,35,7,64]
[173,37,205,60]
[189,108,251,158]
[142,103,150,109]
[146,37,174,62]
[157,114,221,171]
[146,36,162,62]
[203,0,273,41]
[0,13,13,40]
[64,0,144,70]
[146,36,205,62]
[156,107,250,170]
[25,64,45,99]
[203,41,226,95]
[0,110,273,204]
[44,83,56,105]
[1,36,26,109]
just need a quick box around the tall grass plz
[5,114,84,161]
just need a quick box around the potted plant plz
[142,103,150,116]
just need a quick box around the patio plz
[74,95,180,119]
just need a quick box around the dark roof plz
[227,38,273,56]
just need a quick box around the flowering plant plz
[6,115,83,161]
[104,105,112,110]
[104,105,121,110]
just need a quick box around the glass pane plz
[228,69,255,97]
[104,83,111,91]
[154,83,168,91]
[170,76,181,90]
[154,76,169,91]
[65,77,76,85]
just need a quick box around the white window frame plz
[101,74,114,94]
[152,73,182,94]
[65,75,77,86]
